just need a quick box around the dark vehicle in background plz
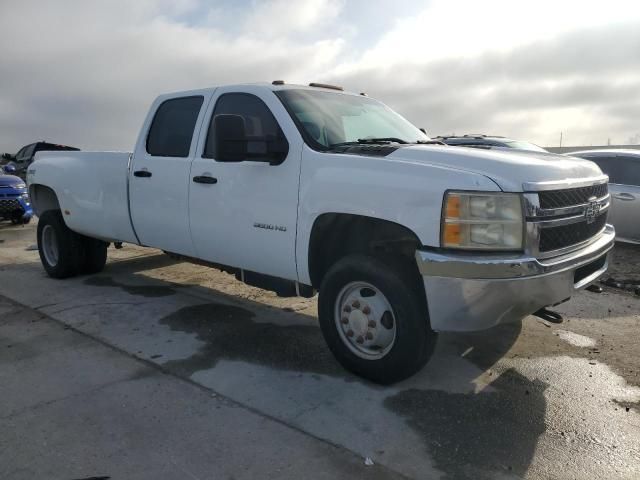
[2,142,79,178]
[565,149,640,244]
[435,134,548,153]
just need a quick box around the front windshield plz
[504,141,547,153]
[276,89,430,149]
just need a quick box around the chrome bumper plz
[415,224,615,332]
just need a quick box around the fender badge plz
[254,222,286,232]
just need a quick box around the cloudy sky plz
[1,0,639,152]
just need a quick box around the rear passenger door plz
[130,94,208,255]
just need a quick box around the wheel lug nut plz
[343,305,352,313]
[352,300,361,308]
[356,336,364,344]
[362,306,371,314]
[341,317,349,324]
[365,332,374,340]
[346,329,354,337]
[368,320,376,328]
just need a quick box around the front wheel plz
[318,254,437,384]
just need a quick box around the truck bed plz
[30,151,138,244]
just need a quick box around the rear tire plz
[318,254,437,384]
[37,210,83,278]
[80,237,108,274]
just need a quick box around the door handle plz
[613,192,635,201]
[193,175,218,184]
[133,170,152,178]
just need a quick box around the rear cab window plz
[146,96,204,157]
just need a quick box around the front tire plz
[318,254,437,384]
[37,210,84,278]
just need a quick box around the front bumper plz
[415,224,615,332]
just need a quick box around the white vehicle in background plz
[27,81,614,383]
[565,149,640,244]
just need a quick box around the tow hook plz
[533,308,563,324]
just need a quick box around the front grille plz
[0,199,21,213]
[538,183,608,209]
[539,213,607,252]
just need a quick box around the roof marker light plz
[309,82,343,91]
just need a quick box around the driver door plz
[188,86,303,280]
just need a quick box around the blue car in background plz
[0,165,33,224]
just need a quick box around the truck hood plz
[389,146,604,192]
[0,174,24,188]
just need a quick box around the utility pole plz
[559,132,563,148]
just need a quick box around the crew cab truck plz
[27,82,615,384]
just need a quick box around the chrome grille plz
[539,213,607,252]
[538,183,608,209]
[525,180,610,256]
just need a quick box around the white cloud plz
[244,0,344,38]
[338,0,640,71]
[0,0,639,152]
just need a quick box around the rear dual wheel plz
[318,254,437,384]
[37,210,108,278]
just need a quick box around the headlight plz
[15,183,26,189]
[442,191,524,250]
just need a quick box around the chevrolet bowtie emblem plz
[585,197,601,224]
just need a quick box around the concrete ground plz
[1,221,639,480]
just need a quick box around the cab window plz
[203,93,286,162]
[146,96,204,157]
[16,144,36,162]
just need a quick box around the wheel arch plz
[29,184,61,217]
[307,213,422,288]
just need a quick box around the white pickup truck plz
[27,81,615,383]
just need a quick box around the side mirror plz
[215,114,248,162]
[260,134,288,166]
[3,164,16,174]
[419,128,427,135]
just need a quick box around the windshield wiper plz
[415,140,446,145]
[329,137,409,148]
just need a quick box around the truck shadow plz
[80,252,545,479]
[388,324,546,480]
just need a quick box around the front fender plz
[295,147,500,284]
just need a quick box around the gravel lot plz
[1,220,639,479]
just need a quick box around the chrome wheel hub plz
[334,281,397,359]
[41,224,59,267]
